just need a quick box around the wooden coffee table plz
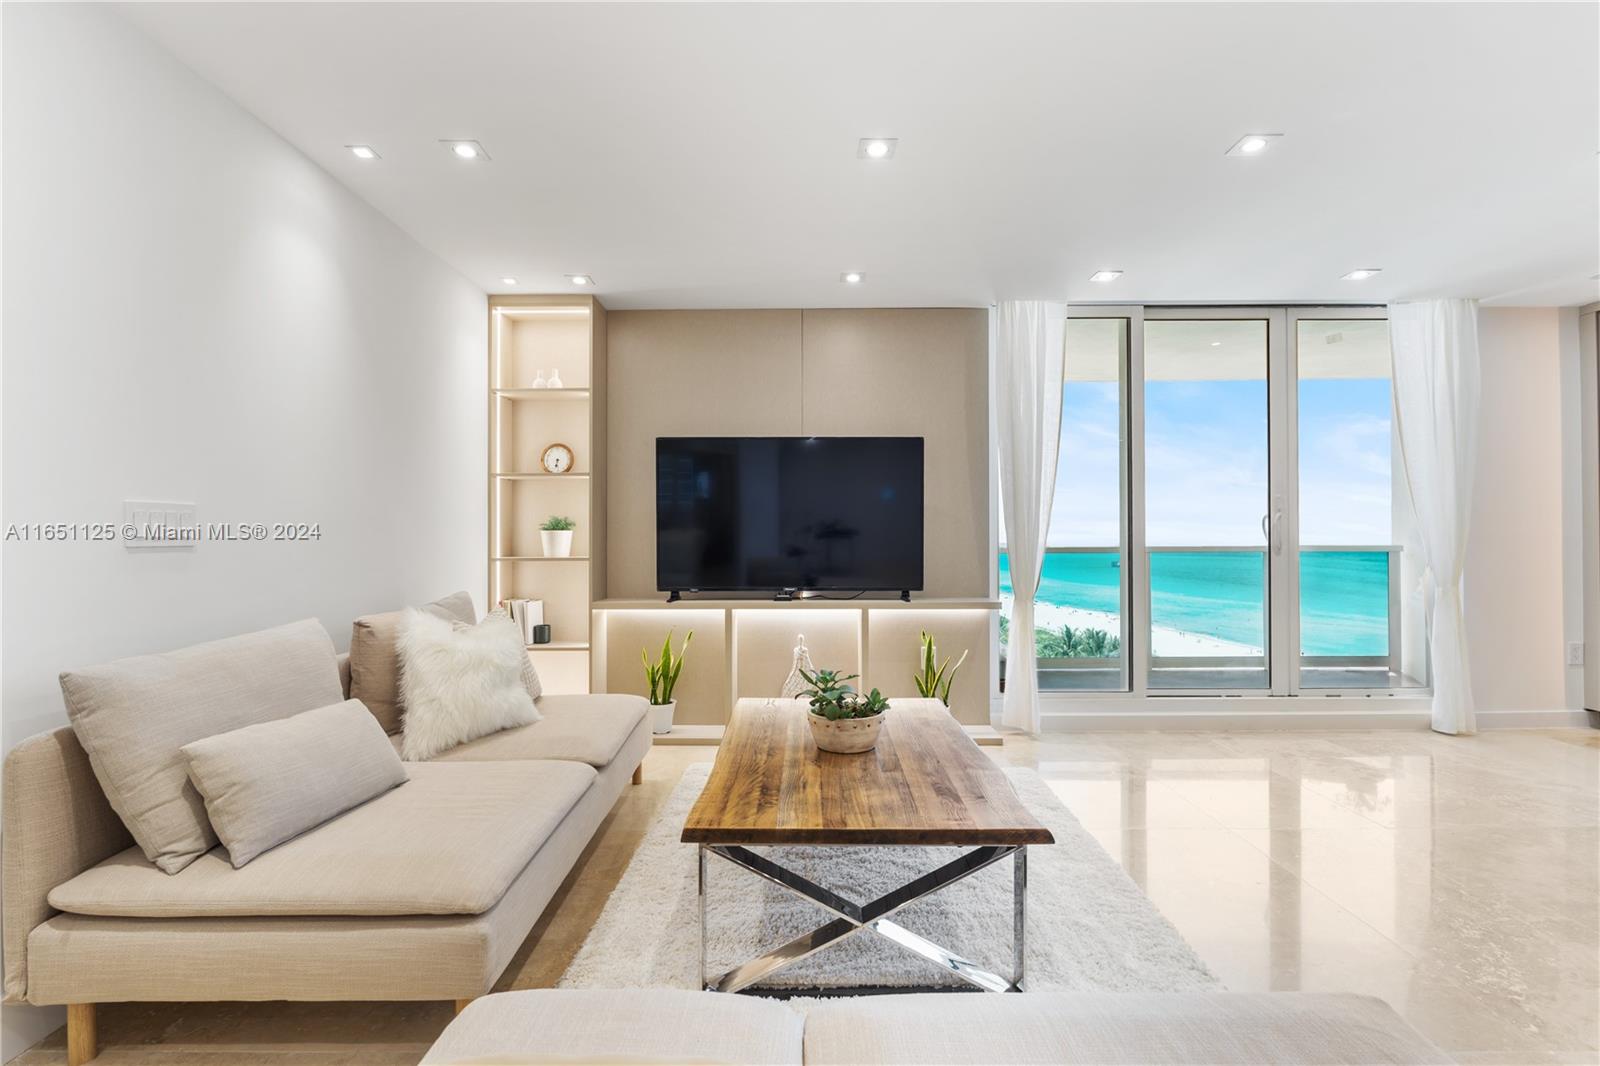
[682,697,1053,995]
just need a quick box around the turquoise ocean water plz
[999,550,1388,657]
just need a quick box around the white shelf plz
[495,555,591,562]
[494,387,591,399]
[593,597,1000,611]
[526,641,589,651]
[493,472,591,480]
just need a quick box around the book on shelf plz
[501,598,544,645]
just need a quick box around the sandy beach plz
[1000,595,1261,657]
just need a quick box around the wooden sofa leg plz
[632,763,643,785]
[454,998,475,1016]
[66,1003,96,1066]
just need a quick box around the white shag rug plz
[560,764,1219,994]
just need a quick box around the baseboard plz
[998,704,1594,732]
[1033,708,1433,731]
[1476,709,1594,729]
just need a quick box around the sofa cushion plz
[181,699,408,867]
[422,989,805,1065]
[350,590,476,734]
[428,694,648,768]
[59,619,343,875]
[802,992,1450,1065]
[47,761,595,918]
[399,609,541,762]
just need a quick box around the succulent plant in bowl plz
[799,668,889,753]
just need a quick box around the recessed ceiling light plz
[440,139,489,161]
[840,271,865,284]
[1342,268,1382,281]
[500,277,518,286]
[1210,341,1222,347]
[346,145,379,160]
[1225,133,1282,157]
[1089,270,1123,283]
[857,138,898,160]
[566,274,594,286]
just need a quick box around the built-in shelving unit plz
[489,295,607,694]
[591,598,998,728]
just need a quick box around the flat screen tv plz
[656,437,924,595]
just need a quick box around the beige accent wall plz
[1465,308,1571,715]
[606,308,990,600]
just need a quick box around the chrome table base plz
[698,843,1027,996]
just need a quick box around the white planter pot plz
[807,711,884,754]
[650,700,677,735]
[540,529,574,557]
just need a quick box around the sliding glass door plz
[1002,305,1426,700]
[1291,311,1426,690]
[1142,312,1285,692]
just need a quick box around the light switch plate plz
[124,500,198,550]
[1567,642,1585,667]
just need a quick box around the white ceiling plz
[120,2,1600,310]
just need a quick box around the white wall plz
[1465,308,1573,716]
[1,6,485,1056]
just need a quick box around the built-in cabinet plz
[490,300,998,726]
[489,295,607,693]
[591,600,997,727]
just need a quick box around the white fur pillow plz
[397,608,540,761]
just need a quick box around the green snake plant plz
[642,629,692,706]
[913,630,968,706]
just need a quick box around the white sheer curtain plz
[1389,299,1481,735]
[997,301,1065,734]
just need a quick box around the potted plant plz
[540,515,575,557]
[642,629,692,734]
[799,667,890,754]
[913,630,969,707]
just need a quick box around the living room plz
[2,3,1596,1065]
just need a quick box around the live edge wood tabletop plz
[682,698,1054,847]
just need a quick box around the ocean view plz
[999,550,1389,657]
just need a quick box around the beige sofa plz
[2,618,650,1066]
[425,988,1452,1065]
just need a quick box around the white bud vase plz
[531,370,548,389]
[548,369,564,388]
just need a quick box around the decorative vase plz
[531,370,548,389]
[541,529,574,557]
[548,369,564,388]
[650,700,676,735]
[808,711,884,754]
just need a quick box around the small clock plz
[540,442,575,474]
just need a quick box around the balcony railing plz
[1000,545,1404,679]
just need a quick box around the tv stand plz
[900,589,912,602]
[666,590,681,603]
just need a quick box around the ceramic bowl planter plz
[807,710,884,754]
[650,700,677,735]
[540,529,574,557]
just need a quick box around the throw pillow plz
[60,619,343,874]
[486,607,544,705]
[181,699,408,867]
[398,608,540,761]
[349,591,476,733]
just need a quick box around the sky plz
[1047,376,1394,548]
